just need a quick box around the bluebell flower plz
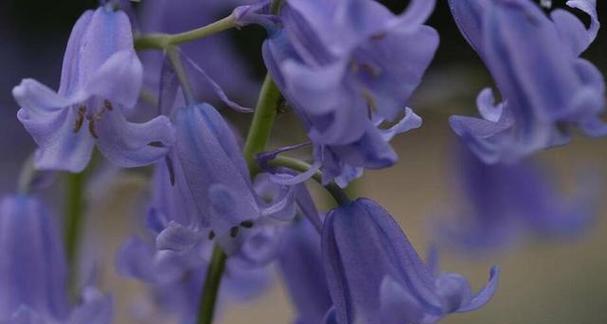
[448,0,605,163]
[438,143,599,250]
[116,100,304,320]
[323,198,499,324]
[116,168,291,322]
[12,7,175,173]
[262,0,436,186]
[0,195,112,323]
[166,103,294,241]
[278,219,333,324]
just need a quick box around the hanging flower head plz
[0,195,112,323]
[323,198,499,323]
[448,0,604,163]
[262,0,437,186]
[12,6,175,173]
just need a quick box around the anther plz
[73,105,86,132]
[208,230,216,240]
[103,100,113,111]
[164,156,176,186]
[230,226,240,238]
[240,220,254,228]
[88,118,99,139]
[359,63,381,78]
[148,141,165,148]
[370,32,386,41]
[362,90,378,118]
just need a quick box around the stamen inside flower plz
[362,89,378,118]
[230,226,240,238]
[73,105,87,132]
[72,99,114,139]
[240,220,254,228]
[370,32,386,41]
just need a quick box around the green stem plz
[243,74,281,174]
[268,156,352,205]
[135,15,237,51]
[64,171,86,300]
[271,0,285,13]
[197,246,228,324]
[166,46,195,104]
[17,154,36,195]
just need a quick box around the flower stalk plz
[197,246,228,324]
[64,171,86,300]
[135,15,237,51]
[244,74,281,174]
[267,156,351,205]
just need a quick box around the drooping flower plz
[322,198,499,324]
[278,219,333,324]
[262,0,436,186]
[0,194,112,323]
[448,0,605,163]
[12,6,175,173]
[168,103,293,240]
[116,161,297,322]
[437,143,598,250]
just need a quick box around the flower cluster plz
[2,0,603,323]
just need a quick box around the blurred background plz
[1,0,606,323]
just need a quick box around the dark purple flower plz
[323,198,499,323]
[0,195,112,323]
[262,0,436,186]
[448,0,605,163]
[438,143,599,250]
[12,6,175,173]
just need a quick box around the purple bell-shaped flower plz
[12,6,175,173]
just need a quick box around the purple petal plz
[83,50,143,111]
[68,288,113,324]
[63,8,136,98]
[155,222,204,254]
[0,195,69,320]
[456,266,500,312]
[14,80,95,172]
[476,88,504,123]
[115,237,157,282]
[447,0,487,54]
[380,108,422,141]
[268,161,321,186]
[322,199,442,323]
[9,306,47,324]
[564,0,599,52]
[173,104,259,236]
[279,220,333,324]
[95,109,175,168]
[232,1,279,28]
[379,276,426,324]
